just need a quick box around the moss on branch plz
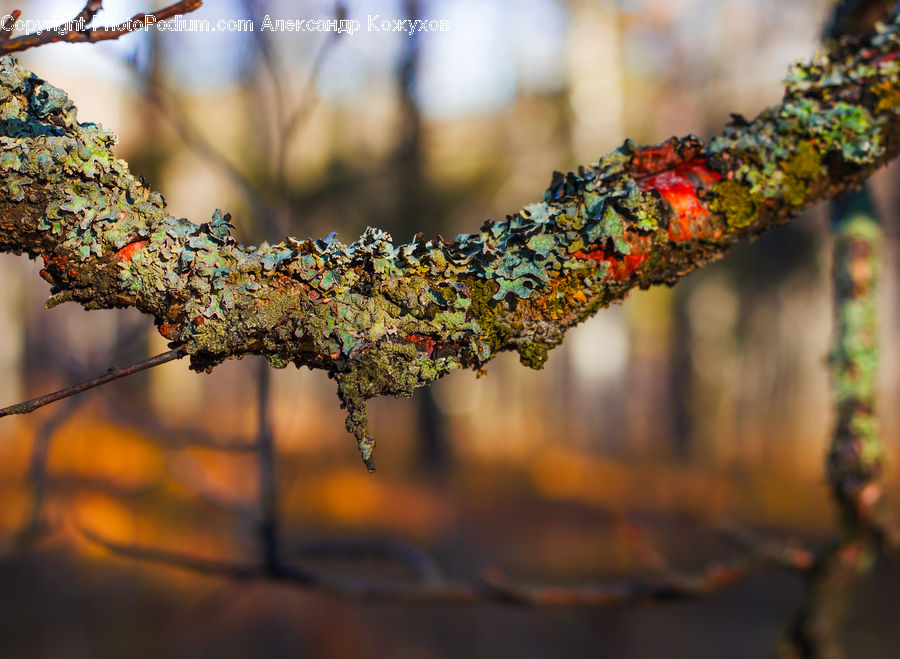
[2,12,900,468]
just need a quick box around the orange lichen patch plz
[406,333,437,356]
[571,233,654,282]
[637,159,722,242]
[521,272,590,323]
[157,322,177,340]
[605,253,651,280]
[42,252,69,272]
[40,253,77,282]
[571,248,649,281]
[116,240,148,262]
[269,272,305,293]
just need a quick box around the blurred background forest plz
[1,0,900,657]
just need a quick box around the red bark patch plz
[868,51,899,67]
[407,333,437,357]
[157,323,177,339]
[116,240,148,262]
[571,245,650,281]
[637,159,722,242]
[570,155,723,283]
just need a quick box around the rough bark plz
[2,11,900,468]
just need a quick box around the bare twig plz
[77,522,811,606]
[0,0,202,55]
[0,347,184,419]
[716,522,815,572]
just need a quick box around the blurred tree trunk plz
[395,0,452,474]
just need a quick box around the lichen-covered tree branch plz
[3,10,900,469]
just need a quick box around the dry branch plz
[0,0,202,55]
[78,522,813,607]
[0,348,183,418]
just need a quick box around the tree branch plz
[77,522,812,607]
[0,0,203,55]
[0,348,184,418]
[2,10,900,466]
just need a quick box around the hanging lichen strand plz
[1,13,900,469]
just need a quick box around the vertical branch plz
[395,0,451,473]
[784,187,893,659]
[256,358,279,572]
[827,188,894,544]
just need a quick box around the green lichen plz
[516,341,550,369]
[782,143,824,207]
[465,277,512,356]
[709,180,757,230]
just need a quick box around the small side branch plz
[77,520,812,607]
[0,0,203,55]
[0,347,184,419]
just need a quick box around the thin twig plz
[0,0,203,55]
[77,523,811,606]
[0,347,184,419]
[716,522,815,572]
